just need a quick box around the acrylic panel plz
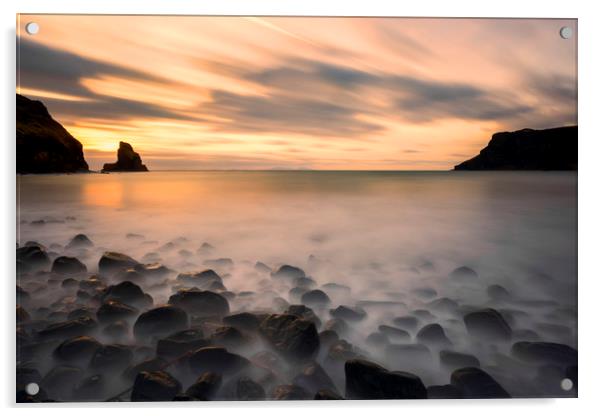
[16,15,577,402]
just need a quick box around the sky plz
[17,15,577,171]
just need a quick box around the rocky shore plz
[16,231,577,402]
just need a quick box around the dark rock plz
[487,284,512,300]
[17,94,89,173]
[449,266,478,282]
[366,332,389,346]
[259,314,320,362]
[286,304,321,327]
[38,317,97,340]
[314,389,343,399]
[427,384,463,399]
[330,305,366,321]
[188,347,250,376]
[454,126,577,170]
[210,326,248,348]
[412,287,437,299]
[294,276,317,289]
[53,336,102,364]
[17,245,50,270]
[293,362,337,394]
[176,269,222,288]
[156,328,208,358]
[66,234,93,249]
[440,350,481,369]
[223,312,261,332]
[323,318,349,335]
[345,359,427,399]
[392,315,419,330]
[319,330,339,347]
[450,367,510,398]
[134,262,172,279]
[133,305,189,340]
[511,342,577,367]
[203,258,234,268]
[51,256,87,275]
[232,377,266,400]
[131,371,181,401]
[385,344,431,363]
[321,282,351,294]
[102,141,148,172]
[272,265,305,280]
[90,344,134,372]
[73,374,105,400]
[102,320,129,340]
[97,300,138,324]
[427,297,459,314]
[185,372,222,400]
[464,308,512,341]
[16,305,30,323]
[102,281,151,309]
[328,339,358,362]
[123,357,168,381]
[416,323,452,346]
[168,289,229,317]
[301,289,331,307]
[254,261,271,274]
[378,325,410,342]
[98,252,139,275]
[412,309,435,320]
[271,384,311,400]
[40,365,83,400]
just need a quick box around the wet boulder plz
[168,289,229,317]
[330,305,366,322]
[450,367,510,398]
[271,384,311,400]
[228,377,266,400]
[427,384,463,399]
[90,344,134,372]
[323,318,349,335]
[16,305,30,323]
[378,325,410,342]
[392,316,419,331]
[210,326,249,349]
[96,300,138,324]
[188,347,250,376]
[17,245,50,270]
[156,328,209,358]
[131,371,182,402]
[123,357,168,381]
[38,317,97,340]
[102,320,129,340]
[102,281,151,309]
[176,269,222,288]
[511,342,577,367]
[286,304,321,327]
[328,339,358,362]
[464,308,512,341]
[314,389,343,400]
[345,359,427,399]
[185,371,222,400]
[41,365,84,401]
[301,289,331,308]
[449,266,478,282]
[440,350,480,369]
[73,374,105,401]
[293,362,337,395]
[51,256,87,275]
[487,284,512,301]
[134,262,172,279]
[259,314,320,362]
[66,234,93,250]
[294,276,317,289]
[53,336,102,364]
[223,312,262,332]
[133,305,189,341]
[271,265,306,281]
[416,323,452,346]
[98,252,139,276]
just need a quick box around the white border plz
[2,0,601,415]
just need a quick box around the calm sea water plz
[16,171,577,389]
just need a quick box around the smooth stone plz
[271,384,312,400]
[378,325,410,341]
[314,389,343,399]
[73,374,105,400]
[254,261,272,274]
[90,344,134,372]
[96,300,138,324]
[427,384,463,399]
[271,265,306,280]
[156,328,208,358]
[439,350,481,369]
[464,308,512,341]
[101,281,152,309]
[131,371,182,402]
[66,234,93,249]
[449,266,478,282]
[223,312,262,332]
[487,284,512,300]
[41,365,83,401]
[392,316,419,331]
[53,336,102,364]
[511,342,577,367]
[133,306,189,341]
[188,347,250,376]
[259,314,319,362]
[185,371,222,400]
[345,359,427,399]
[416,323,452,346]
[330,305,366,322]
[293,362,338,395]
[168,289,229,317]
[123,357,168,381]
[286,304,321,328]
[450,367,510,398]
[98,252,139,275]
[210,326,248,348]
[301,289,331,307]
[203,258,234,268]
[51,256,87,275]
[176,269,222,288]
[17,245,50,270]
[38,317,97,340]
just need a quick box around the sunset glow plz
[17,15,577,170]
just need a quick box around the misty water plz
[17,171,578,400]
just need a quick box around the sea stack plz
[16,94,89,173]
[102,141,149,172]
[454,126,577,170]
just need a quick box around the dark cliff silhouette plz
[454,126,577,170]
[17,94,89,173]
[102,141,149,172]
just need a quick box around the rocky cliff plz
[102,141,149,172]
[454,126,577,170]
[17,94,89,173]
